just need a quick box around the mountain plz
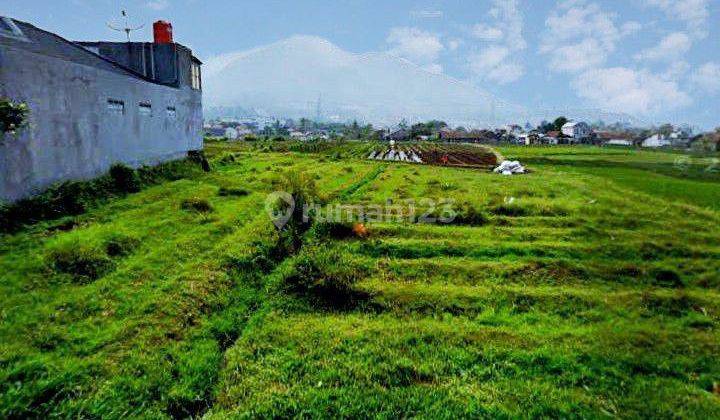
[202,35,524,126]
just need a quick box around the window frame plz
[107,98,125,115]
[138,101,153,117]
[190,63,202,91]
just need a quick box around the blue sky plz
[2,0,720,129]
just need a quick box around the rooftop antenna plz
[107,10,145,42]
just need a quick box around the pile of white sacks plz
[493,160,526,175]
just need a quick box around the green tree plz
[538,120,554,133]
[658,123,674,137]
[553,117,568,132]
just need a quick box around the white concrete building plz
[642,134,672,148]
[561,121,591,140]
[224,127,239,139]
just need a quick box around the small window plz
[139,102,152,116]
[166,106,177,118]
[190,63,201,90]
[107,99,125,114]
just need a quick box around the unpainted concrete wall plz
[0,43,203,202]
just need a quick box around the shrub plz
[109,163,141,193]
[180,197,214,213]
[284,246,367,297]
[452,202,489,226]
[218,187,249,197]
[224,239,285,276]
[243,134,258,142]
[651,268,685,288]
[46,240,114,283]
[216,153,236,165]
[0,98,29,134]
[313,221,357,240]
[104,233,140,257]
[491,202,529,217]
[187,150,211,172]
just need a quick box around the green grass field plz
[1,141,719,418]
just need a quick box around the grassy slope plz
[2,142,720,417]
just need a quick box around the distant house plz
[606,139,633,147]
[505,124,524,136]
[225,127,239,139]
[561,121,591,141]
[205,126,226,137]
[544,130,560,145]
[518,132,543,145]
[236,124,253,137]
[385,128,409,141]
[289,130,305,139]
[597,131,633,146]
[642,134,672,148]
[439,129,497,144]
[668,131,691,148]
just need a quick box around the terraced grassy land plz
[1,141,719,418]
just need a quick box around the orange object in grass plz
[352,223,369,238]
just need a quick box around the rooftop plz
[0,16,200,87]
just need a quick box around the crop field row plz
[368,142,500,168]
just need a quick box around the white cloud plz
[663,60,690,80]
[571,67,690,114]
[540,1,625,73]
[547,38,608,73]
[447,39,462,51]
[690,62,720,93]
[386,27,444,71]
[621,21,643,36]
[634,32,692,61]
[471,24,504,41]
[486,0,526,49]
[467,0,525,84]
[145,0,169,11]
[423,63,444,74]
[644,0,709,38]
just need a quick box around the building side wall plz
[0,44,203,202]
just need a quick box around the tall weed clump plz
[272,170,320,253]
[282,245,368,300]
[45,238,114,284]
